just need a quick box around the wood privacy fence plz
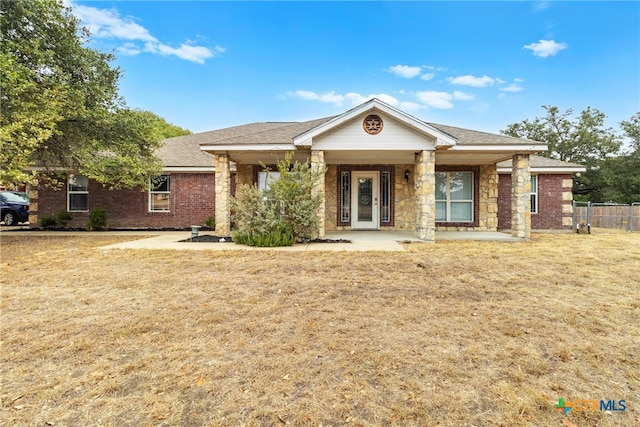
[573,202,640,232]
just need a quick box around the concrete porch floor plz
[326,230,520,242]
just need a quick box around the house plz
[33,99,585,239]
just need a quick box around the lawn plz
[1,232,638,426]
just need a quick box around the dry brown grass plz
[1,231,639,426]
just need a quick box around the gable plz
[312,111,437,151]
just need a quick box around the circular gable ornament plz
[363,114,383,135]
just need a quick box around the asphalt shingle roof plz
[157,115,555,167]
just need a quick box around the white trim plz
[435,171,474,223]
[448,144,548,152]
[149,175,171,212]
[293,98,457,148]
[351,171,380,230]
[530,175,538,214]
[497,166,586,174]
[200,144,296,152]
[67,175,89,212]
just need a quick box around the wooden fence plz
[573,202,640,231]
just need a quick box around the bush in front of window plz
[39,216,58,229]
[87,208,108,231]
[231,152,325,246]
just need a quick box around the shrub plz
[232,223,294,247]
[87,208,108,231]
[205,216,215,229]
[39,216,58,229]
[230,152,325,246]
[54,211,72,228]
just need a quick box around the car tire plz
[3,211,16,226]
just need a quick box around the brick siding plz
[36,173,217,229]
[498,173,572,230]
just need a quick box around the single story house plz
[33,99,585,240]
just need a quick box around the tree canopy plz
[502,106,639,203]
[0,0,188,188]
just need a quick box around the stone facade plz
[310,150,326,238]
[392,164,415,230]
[414,150,436,242]
[478,163,499,231]
[214,152,231,235]
[511,154,531,239]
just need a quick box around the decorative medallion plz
[363,114,383,135]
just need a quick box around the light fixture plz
[404,169,410,182]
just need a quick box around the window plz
[381,171,390,222]
[530,175,538,214]
[150,175,170,211]
[258,171,281,191]
[341,171,350,222]
[435,172,473,222]
[68,175,88,211]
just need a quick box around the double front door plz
[351,171,379,230]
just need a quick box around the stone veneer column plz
[414,150,436,242]
[562,178,575,228]
[479,163,498,231]
[214,152,231,236]
[310,150,326,238]
[511,153,531,239]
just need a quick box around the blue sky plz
[68,1,639,135]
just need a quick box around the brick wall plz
[36,173,217,229]
[498,173,573,230]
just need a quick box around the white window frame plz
[435,172,474,222]
[68,175,89,212]
[530,175,538,214]
[258,171,281,191]
[149,175,171,212]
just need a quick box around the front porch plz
[326,230,520,242]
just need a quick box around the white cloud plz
[287,90,346,105]
[447,75,495,88]
[399,101,423,112]
[144,42,222,65]
[420,73,435,81]
[69,1,221,64]
[287,91,400,107]
[523,39,567,57]
[117,42,141,56]
[388,65,423,79]
[415,91,455,109]
[514,78,525,82]
[500,84,524,93]
[533,2,551,12]
[453,91,475,101]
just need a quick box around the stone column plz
[479,163,498,231]
[214,152,231,236]
[511,153,531,239]
[562,178,574,228]
[310,150,326,238]
[414,150,436,242]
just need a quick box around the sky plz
[67,1,639,135]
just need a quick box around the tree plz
[501,106,622,199]
[0,0,180,188]
[597,113,640,203]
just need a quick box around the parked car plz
[0,191,30,225]
[9,191,30,202]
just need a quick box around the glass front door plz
[351,172,379,229]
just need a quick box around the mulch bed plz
[181,235,351,244]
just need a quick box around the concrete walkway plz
[1,228,521,251]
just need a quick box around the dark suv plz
[1,191,30,225]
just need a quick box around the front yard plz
[1,232,638,426]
